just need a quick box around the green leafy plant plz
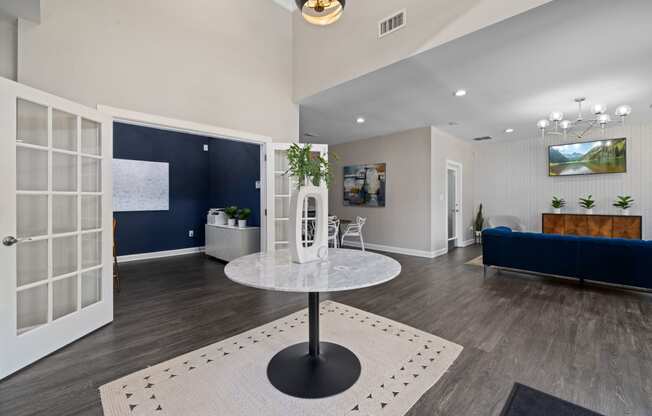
[285,144,337,188]
[224,206,239,219]
[551,196,566,209]
[474,203,484,232]
[579,195,596,209]
[613,195,634,210]
[237,208,252,221]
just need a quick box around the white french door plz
[0,78,113,379]
[265,143,328,251]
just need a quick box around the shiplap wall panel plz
[473,123,652,239]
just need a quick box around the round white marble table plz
[225,249,401,399]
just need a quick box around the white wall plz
[330,127,432,255]
[17,0,298,142]
[328,126,475,257]
[0,14,17,80]
[474,123,652,239]
[429,127,475,253]
[293,0,551,101]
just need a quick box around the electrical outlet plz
[188,230,194,237]
[203,144,208,151]
[255,180,261,189]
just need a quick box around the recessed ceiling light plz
[505,128,515,133]
[356,117,365,124]
[454,89,467,97]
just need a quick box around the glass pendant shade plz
[559,120,572,130]
[592,104,607,115]
[296,0,346,26]
[549,111,564,122]
[615,104,632,117]
[598,114,611,125]
[537,119,550,129]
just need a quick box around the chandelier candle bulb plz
[592,104,607,115]
[549,111,564,122]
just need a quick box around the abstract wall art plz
[343,163,386,207]
[113,158,170,212]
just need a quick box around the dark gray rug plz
[500,383,605,416]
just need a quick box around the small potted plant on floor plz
[474,203,484,243]
[613,195,634,215]
[551,196,566,214]
[579,195,596,215]
[237,208,252,228]
[224,206,239,226]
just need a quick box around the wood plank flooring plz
[1,246,651,416]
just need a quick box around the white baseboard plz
[342,241,448,259]
[118,246,205,263]
[458,238,476,248]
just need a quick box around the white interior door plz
[445,160,463,249]
[265,143,328,251]
[0,78,113,379]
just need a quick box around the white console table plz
[205,224,260,262]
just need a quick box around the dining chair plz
[341,216,366,251]
[328,218,340,248]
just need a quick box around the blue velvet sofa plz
[482,227,652,290]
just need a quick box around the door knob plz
[2,236,31,246]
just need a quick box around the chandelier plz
[536,98,632,139]
[295,0,346,26]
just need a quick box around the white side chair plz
[327,219,340,248]
[341,216,366,251]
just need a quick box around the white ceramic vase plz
[227,218,236,227]
[553,207,561,214]
[621,208,630,216]
[238,219,247,228]
[584,208,593,215]
[288,184,328,264]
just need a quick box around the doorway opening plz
[445,160,463,251]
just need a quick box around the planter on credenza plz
[227,218,236,227]
[238,219,248,228]
[621,209,630,216]
[552,208,561,214]
[583,208,593,215]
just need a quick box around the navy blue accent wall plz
[113,123,260,256]
[208,139,261,227]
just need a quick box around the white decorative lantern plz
[288,183,329,264]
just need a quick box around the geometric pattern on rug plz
[100,301,463,416]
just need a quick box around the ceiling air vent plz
[473,136,493,142]
[379,10,406,38]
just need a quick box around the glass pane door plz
[0,78,112,379]
[15,101,104,335]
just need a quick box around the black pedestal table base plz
[266,292,362,398]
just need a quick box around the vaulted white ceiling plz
[271,0,296,12]
[299,0,652,145]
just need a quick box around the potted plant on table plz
[284,144,335,263]
[551,196,566,214]
[237,208,252,228]
[579,195,596,215]
[224,206,239,227]
[613,195,634,215]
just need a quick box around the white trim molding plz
[97,105,272,145]
[118,247,205,263]
[458,238,476,248]
[342,241,447,259]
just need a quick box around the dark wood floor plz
[2,246,651,416]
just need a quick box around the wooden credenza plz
[542,213,642,240]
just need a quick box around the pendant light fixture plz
[295,0,346,26]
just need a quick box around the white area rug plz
[100,301,462,416]
[466,256,484,267]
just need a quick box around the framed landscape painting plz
[548,138,626,176]
[343,163,386,207]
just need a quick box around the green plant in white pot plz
[551,196,566,214]
[613,195,634,215]
[284,144,335,263]
[473,204,484,241]
[579,195,596,215]
[237,208,252,228]
[224,206,239,227]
